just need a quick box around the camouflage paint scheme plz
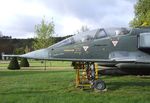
[4,27,150,75]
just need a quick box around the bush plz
[20,58,30,67]
[8,57,20,70]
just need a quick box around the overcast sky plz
[0,0,137,38]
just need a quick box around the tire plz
[93,80,106,91]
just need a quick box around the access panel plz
[138,33,150,48]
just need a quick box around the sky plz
[0,0,137,38]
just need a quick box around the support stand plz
[74,62,106,91]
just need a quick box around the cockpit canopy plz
[51,27,130,48]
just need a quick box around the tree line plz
[0,36,71,60]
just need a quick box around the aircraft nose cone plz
[20,48,49,59]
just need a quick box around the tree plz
[25,45,30,53]
[8,57,20,70]
[20,58,30,67]
[33,18,55,50]
[130,0,150,27]
[13,48,25,55]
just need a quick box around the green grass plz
[30,61,71,67]
[0,70,150,103]
[0,61,150,103]
[0,60,71,67]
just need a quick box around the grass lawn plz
[0,70,150,103]
[0,60,72,67]
[0,61,150,103]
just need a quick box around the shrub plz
[20,58,30,67]
[8,57,20,70]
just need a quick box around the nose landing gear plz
[73,62,106,91]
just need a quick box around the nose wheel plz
[93,80,106,91]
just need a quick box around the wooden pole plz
[44,60,46,70]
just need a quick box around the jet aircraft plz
[4,27,150,91]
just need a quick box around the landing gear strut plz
[73,62,106,91]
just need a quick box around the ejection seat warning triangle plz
[112,41,118,46]
[83,46,89,51]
